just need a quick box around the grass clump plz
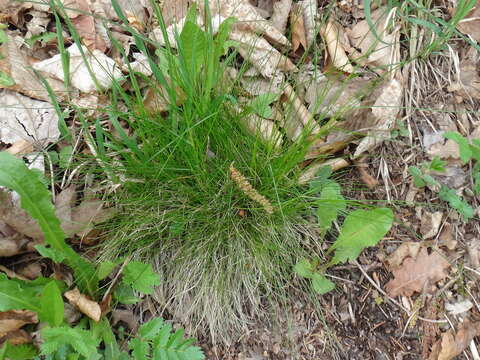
[96,7,327,342]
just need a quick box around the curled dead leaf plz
[0,310,38,333]
[385,247,450,297]
[429,319,480,360]
[320,20,354,73]
[347,6,400,74]
[270,0,292,34]
[64,288,101,322]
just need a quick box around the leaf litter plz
[0,0,479,358]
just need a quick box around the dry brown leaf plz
[420,211,443,240]
[17,263,43,280]
[353,78,403,157]
[386,241,421,269]
[0,33,66,101]
[355,157,379,189]
[241,114,283,147]
[59,195,116,238]
[0,310,38,333]
[0,329,31,345]
[282,83,320,136]
[112,309,139,332]
[0,235,26,257]
[5,139,35,156]
[455,0,480,42]
[385,247,450,297]
[320,20,354,73]
[0,191,45,241]
[447,46,480,101]
[297,0,317,47]
[429,319,480,360]
[290,3,307,53]
[347,6,400,74]
[0,90,61,147]
[71,13,108,52]
[64,288,102,322]
[270,0,292,34]
[229,29,295,79]
[161,0,190,26]
[438,223,457,250]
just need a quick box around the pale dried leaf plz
[32,44,123,93]
[445,300,473,316]
[420,211,443,240]
[71,13,108,52]
[5,140,35,156]
[112,309,139,332]
[60,198,116,238]
[429,319,480,360]
[240,74,283,96]
[385,247,450,297]
[320,20,354,73]
[0,310,38,333]
[447,47,480,101]
[455,0,480,42]
[0,90,60,146]
[439,223,457,250]
[122,52,152,76]
[241,114,283,147]
[230,29,295,78]
[354,78,403,157]
[297,0,317,47]
[290,3,307,53]
[24,10,50,37]
[0,236,22,257]
[161,0,190,26]
[0,33,65,101]
[17,263,43,280]
[386,242,421,269]
[270,0,292,34]
[347,6,400,74]
[64,288,101,322]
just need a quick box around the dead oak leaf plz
[0,33,65,101]
[290,3,307,54]
[429,319,480,360]
[454,0,480,43]
[64,288,101,322]
[385,247,450,297]
[0,310,38,334]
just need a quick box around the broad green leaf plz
[97,260,119,281]
[139,318,165,339]
[331,208,393,264]
[473,163,480,195]
[59,146,73,169]
[444,131,472,164]
[248,92,279,118]
[470,139,480,162]
[0,274,41,312]
[114,283,139,304]
[122,261,160,295]
[428,156,447,172]
[293,259,314,279]
[129,338,149,360]
[39,281,64,326]
[0,71,15,86]
[439,186,473,220]
[316,181,346,231]
[311,273,335,294]
[179,21,207,76]
[0,152,98,294]
[408,166,425,188]
[35,245,66,263]
[40,326,101,360]
[0,343,38,360]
